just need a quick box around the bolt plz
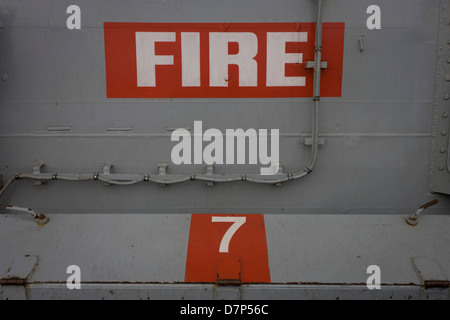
[446,75,450,82]
[1,74,8,81]
[406,215,418,227]
[444,94,450,100]
[443,112,449,118]
[440,166,445,171]
[442,131,448,136]
[440,148,446,153]
[35,214,49,226]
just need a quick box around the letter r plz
[209,32,258,87]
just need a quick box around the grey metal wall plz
[1,0,449,215]
[2,213,450,300]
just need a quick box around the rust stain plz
[0,277,27,286]
[424,280,450,289]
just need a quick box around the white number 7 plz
[212,216,246,253]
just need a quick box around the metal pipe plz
[5,205,50,225]
[0,0,324,192]
[406,199,439,226]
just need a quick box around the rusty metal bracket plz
[410,257,449,299]
[424,280,450,289]
[406,199,439,226]
[410,257,447,284]
[216,255,241,286]
[0,255,38,300]
[0,278,27,286]
[5,205,50,225]
[215,255,241,299]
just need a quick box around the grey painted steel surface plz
[1,0,450,300]
[430,0,450,194]
[13,284,450,300]
[0,213,449,299]
[0,0,449,214]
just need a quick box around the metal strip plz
[430,0,450,194]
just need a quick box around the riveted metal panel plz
[430,0,450,194]
[0,0,449,214]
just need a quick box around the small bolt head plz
[443,112,449,118]
[442,131,448,136]
[440,148,447,153]
[406,217,418,227]
[35,214,49,226]
[1,73,8,81]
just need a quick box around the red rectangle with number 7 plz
[104,22,345,98]
[185,214,270,283]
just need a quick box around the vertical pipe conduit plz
[308,0,322,174]
[0,0,324,198]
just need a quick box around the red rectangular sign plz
[104,22,344,98]
[185,214,270,283]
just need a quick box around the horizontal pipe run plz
[11,171,302,187]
